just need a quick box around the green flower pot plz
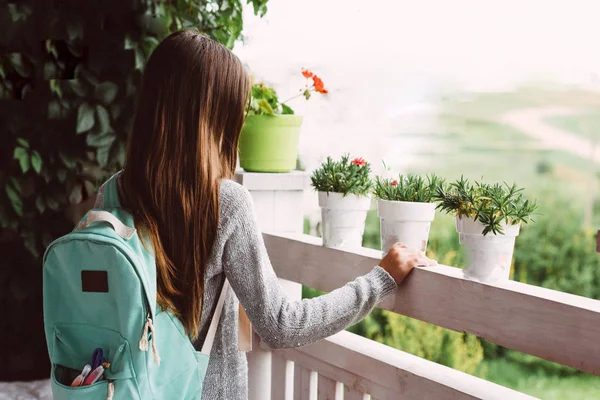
[239,115,303,173]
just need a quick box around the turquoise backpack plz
[43,172,227,400]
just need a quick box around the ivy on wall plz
[0,0,268,380]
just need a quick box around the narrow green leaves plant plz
[434,176,538,235]
[311,154,373,196]
[373,174,444,203]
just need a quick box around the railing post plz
[235,170,308,400]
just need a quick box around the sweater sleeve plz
[221,183,397,349]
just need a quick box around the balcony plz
[239,171,600,400]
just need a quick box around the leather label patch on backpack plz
[81,270,109,293]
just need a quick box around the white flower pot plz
[318,192,371,250]
[456,216,521,283]
[377,200,436,254]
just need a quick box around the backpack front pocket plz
[50,323,139,399]
[51,365,110,400]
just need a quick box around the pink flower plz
[390,180,398,187]
[352,157,367,167]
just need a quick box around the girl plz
[97,30,437,399]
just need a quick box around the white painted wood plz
[335,382,344,400]
[272,352,288,400]
[235,170,309,191]
[344,387,365,400]
[317,374,337,400]
[309,371,318,400]
[280,330,535,400]
[286,360,295,400]
[236,172,308,400]
[247,330,272,400]
[294,365,311,400]
[263,232,600,376]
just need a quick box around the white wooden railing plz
[261,233,600,399]
[235,170,600,400]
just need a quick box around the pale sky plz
[233,0,600,173]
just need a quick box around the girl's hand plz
[379,242,437,285]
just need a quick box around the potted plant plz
[311,155,372,249]
[374,174,443,255]
[435,177,538,283]
[239,69,328,173]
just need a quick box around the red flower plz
[312,75,328,94]
[352,157,367,167]
[390,180,398,187]
[302,69,314,78]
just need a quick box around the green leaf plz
[59,152,76,168]
[57,169,67,183]
[68,79,87,96]
[17,138,29,148]
[95,105,111,132]
[257,99,274,115]
[14,147,30,173]
[86,131,116,148]
[76,102,95,133]
[31,151,42,174]
[97,145,111,167]
[281,104,295,115]
[36,196,45,213]
[48,100,61,119]
[95,82,118,104]
[46,196,59,211]
[6,184,23,216]
[69,184,82,205]
[9,53,32,78]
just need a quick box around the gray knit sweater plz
[98,178,398,399]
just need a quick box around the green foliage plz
[349,310,484,375]
[310,154,373,196]
[249,82,295,116]
[435,176,538,235]
[373,174,444,203]
[0,0,269,380]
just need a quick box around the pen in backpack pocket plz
[82,365,104,386]
[70,364,92,387]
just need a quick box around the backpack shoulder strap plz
[96,170,123,209]
[200,279,230,355]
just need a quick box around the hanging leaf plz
[35,196,45,213]
[48,100,61,119]
[6,184,23,216]
[58,151,77,168]
[69,184,83,204]
[86,131,116,148]
[46,195,60,211]
[57,169,67,183]
[95,105,111,132]
[8,53,32,78]
[95,82,118,104]
[17,138,29,148]
[31,151,42,174]
[68,79,87,96]
[14,147,30,173]
[97,144,111,167]
[76,102,95,133]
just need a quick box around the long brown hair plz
[120,30,250,339]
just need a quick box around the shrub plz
[435,176,538,235]
[373,174,443,203]
[0,0,268,380]
[310,154,373,196]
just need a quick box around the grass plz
[545,112,600,141]
[479,358,600,400]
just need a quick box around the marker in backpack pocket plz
[81,270,109,293]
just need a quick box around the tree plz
[0,0,269,380]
